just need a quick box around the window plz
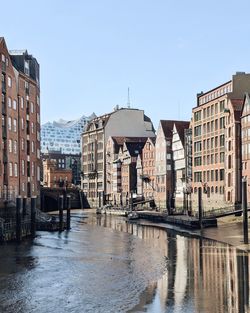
[194,125,202,137]
[215,119,218,130]
[21,118,24,130]
[21,160,25,175]
[167,164,171,171]
[167,153,171,160]
[20,97,24,109]
[9,162,13,176]
[194,141,202,152]
[13,119,17,132]
[220,100,225,112]
[194,157,202,166]
[8,117,11,130]
[14,163,18,177]
[30,102,34,113]
[8,139,12,153]
[37,166,40,181]
[215,170,218,181]
[31,162,34,176]
[220,117,225,129]
[8,97,11,108]
[194,171,202,182]
[220,152,225,163]
[13,100,17,110]
[21,138,25,150]
[194,111,201,121]
[24,60,29,75]
[13,141,17,154]
[7,76,12,87]
[220,169,224,181]
[220,135,225,147]
[31,122,34,133]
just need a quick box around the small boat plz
[96,207,106,214]
[127,211,139,220]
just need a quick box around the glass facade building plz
[41,114,96,155]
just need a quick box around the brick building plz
[155,120,175,210]
[106,136,148,205]
[41,150,81,186]
[172,121,190,210]
[0,37,40,202]
[43,159,72,188]
[81,107,155,207]
[140,137,156,199]
[241,93,250,202]
[192,72,250,212]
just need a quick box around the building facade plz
[0,37,40,202]
[41,114,95,154]
[241,93,250,202]
[81,107,155,207]
[41,150,81,186]
[140,137,156,199]
[43,159,72,188]
[172,121,190,210]
[192,72,250,212]
[155,120,175,210]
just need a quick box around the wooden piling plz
[31,196,36,237]
[16,196,22,242]
[66,195,71,230]
[59,195,64,231]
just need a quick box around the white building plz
[41,113,96,155]
[172,121,190,209]
[81,107,155,207]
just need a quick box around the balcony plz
[1,62,6,72]
[2,82,6,93]
[2,102,6,115]
[3,154,7,163]
[2,127,7,139]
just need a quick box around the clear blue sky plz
[1,0,250,129]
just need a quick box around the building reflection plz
[90,214,250,313]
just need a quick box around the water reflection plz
[89,214,250,313]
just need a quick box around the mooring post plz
[16,196,22,242]
[59,195,64,232]
[31,196,36,237]
[66,195,71,230]
[198,187,203,230]
[242,177,249,244]
[98,192,101,208]
[22,196,27,217]
[130,191,133,211]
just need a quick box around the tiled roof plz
[160,120,189,138]
[230,98,244,121]
[112,136,148,146]
[174,121,190,145]
[124,141,147,157]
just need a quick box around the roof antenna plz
[127,87,131,108]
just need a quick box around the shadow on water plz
[88,214,250,313]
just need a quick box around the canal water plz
[0,211,249,313]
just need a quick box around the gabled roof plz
[111,136,148,154]
[174,121,190,145]
[124,141,147,157]
[241,93,250,119]
[160,120,189,139]
[229,98,244,121]
[146,137,156,146]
